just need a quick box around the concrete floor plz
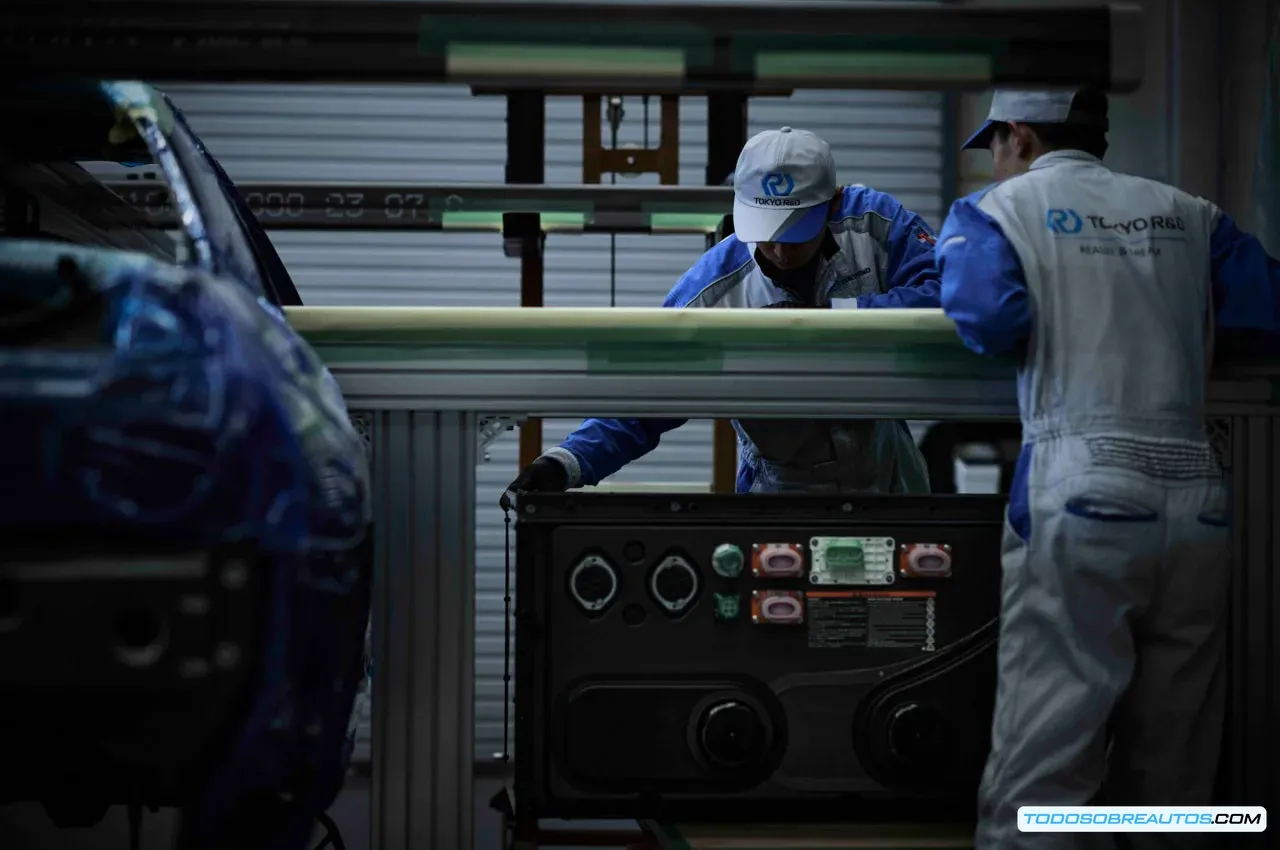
[0,772,638,850]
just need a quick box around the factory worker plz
[507,127,943,497]
[938,88,1280,848]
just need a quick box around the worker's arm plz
[548,417,685,488]
[936,190,1032,357]
[844,188,943,309]
[1209,210,1280,357]
[541,243,753,487]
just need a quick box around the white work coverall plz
[938,149,1280,849]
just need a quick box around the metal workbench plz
[290,306,1279,850]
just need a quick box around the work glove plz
[500,456,569,509]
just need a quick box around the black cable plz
[500,501,513,764]
[314,812,347,850]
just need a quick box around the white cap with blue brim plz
[732,127,837,244]
[962,89,1110,151]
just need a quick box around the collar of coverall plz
[1030,149,1103,171]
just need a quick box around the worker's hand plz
[500,456,569,509]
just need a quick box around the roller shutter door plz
[160,82,944,762]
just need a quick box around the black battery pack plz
[513,492,1006,823]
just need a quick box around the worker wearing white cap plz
[508,127,943,497]
[939,88,1280,847]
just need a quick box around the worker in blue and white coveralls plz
[939,88,1280,848]
[507,127,944,497]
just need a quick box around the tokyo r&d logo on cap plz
[732,127,837,244]
[760,172,796,198]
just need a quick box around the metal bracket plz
[479,416,527,462]
[583,94,680,184]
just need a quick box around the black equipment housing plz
[514,492,1005,822]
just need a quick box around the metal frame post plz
[940,90,962,214]
[706,92,749,495]
[505,93,548,469]
[370,411,477,850]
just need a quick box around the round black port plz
[568,556,619,614]
[622,541,646,564]
[886,702,947,764]
[649,554,701,617]
[697,701,767,770]
[0,579,19,630]
[111,608,167,668]
[576,565,613,601]
[622,603,646,626]
[655,564,695,602]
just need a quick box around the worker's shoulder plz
[663,235,755,308]
[986,163,1207,209]
[831,184,910,224]
[1109,171,1216,211]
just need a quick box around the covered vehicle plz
[0,81,371,850]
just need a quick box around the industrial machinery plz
[513,491,1006,822]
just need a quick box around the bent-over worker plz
[508,127,943,497]
[939,88,1280,848]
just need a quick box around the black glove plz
[501,457,569,509]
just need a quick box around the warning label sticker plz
[806,591,936,651]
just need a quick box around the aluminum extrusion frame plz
[364,410,477,850]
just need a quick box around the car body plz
[0,80,370,850]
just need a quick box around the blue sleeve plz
[559,417,685,486]
[1209,213,1280,357]
[553,240,753,486]
[847,190,942,309]
[936,191,1032,357]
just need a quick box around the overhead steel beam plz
[2,1,1143,92]
[101,180,733,234]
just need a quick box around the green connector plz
[711,543,745,578]
[713,593,741,621]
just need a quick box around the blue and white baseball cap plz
[962,88,1109,151]
[732,127,837,244]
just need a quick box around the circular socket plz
[649,554,700,615]
[696,700,769,770]
[568,555,619,614]
[886,702,947,765]
[112,608,168,668]
[711,543,745,578]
